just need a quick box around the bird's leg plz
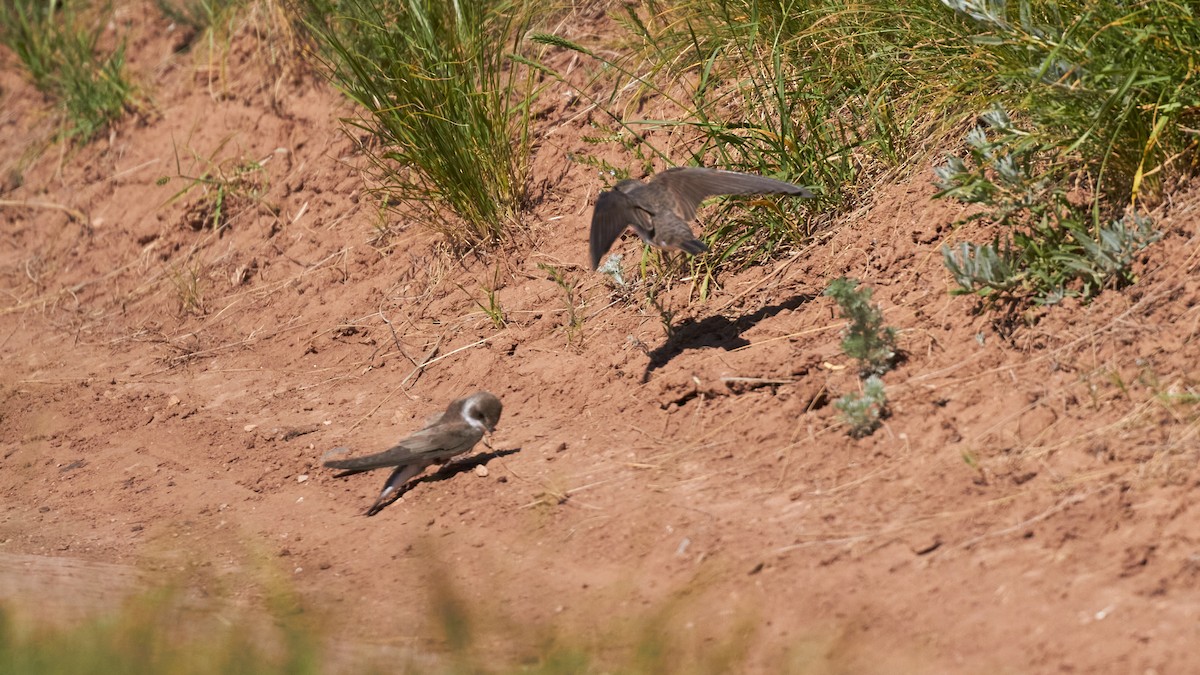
[364,463,427,516]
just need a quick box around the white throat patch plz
[462,399,489,433]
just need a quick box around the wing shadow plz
[642,293,816,382]
[363,447,521,517]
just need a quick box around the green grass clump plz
[537,262,584,345]
[297,0,538,249]
[0,0,133,142]
[456,265,507,330]
[634,0,980,189]
[936,109,1161,306]
[157,136,272,233]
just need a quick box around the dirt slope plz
[2,4,1199,673]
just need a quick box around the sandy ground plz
[2,3,1199,673]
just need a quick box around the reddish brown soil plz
[3,4,1200,673]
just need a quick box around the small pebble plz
[474,465,489,478]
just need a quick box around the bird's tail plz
[322,444,417,473]
[324,456,381,472]
[678,238,709,256]
[321,446,368,476]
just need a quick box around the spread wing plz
[324,425,482,475]
[589,189,650,270]
[651,167,815,222]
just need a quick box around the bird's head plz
[458,391,503,434]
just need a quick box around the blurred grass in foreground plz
[0,590,320,675]
[0,557,910,674]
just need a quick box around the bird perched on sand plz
[588,167,815,270]
[323,391,502,516]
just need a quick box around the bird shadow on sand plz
[359,447,522,517]
[642,293,816,382]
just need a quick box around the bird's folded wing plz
[323,426,480,473]
[590,190,649,269]
[653,167,814,222]
[324,444,420,473]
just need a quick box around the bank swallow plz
[324,391,502,516]
[589,167,815,270]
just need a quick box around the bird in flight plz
[588,167,815,270]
